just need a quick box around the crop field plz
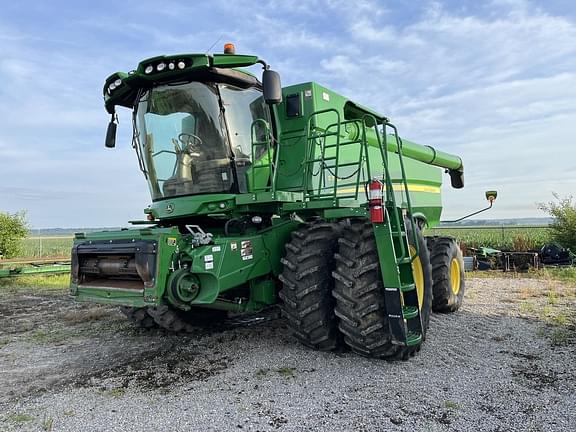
[425,225,551,251]
[21,236,73,258]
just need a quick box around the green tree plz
[0,211,29,258]
[539,194,576,252]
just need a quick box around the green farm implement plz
[0,258,70,278]
[70,43,478,359]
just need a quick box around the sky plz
[0,0,575,228]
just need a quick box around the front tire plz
[428,237,466,313]
[148,305,228,333]
[278,221,342,351]
[120,306,158,329]
[332,220,432,360]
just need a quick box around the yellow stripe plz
[336,184,441,195]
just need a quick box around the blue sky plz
[1,0,575,228]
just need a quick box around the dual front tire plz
[279,220,466,359]
[279,219,435,359]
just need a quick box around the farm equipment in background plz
[540,243,575,266]
[70,43,476,359]
[465,243,575,272]
[0,258,71,278]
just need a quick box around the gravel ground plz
[0,277,575,431]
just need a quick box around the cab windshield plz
[134,81,268,200]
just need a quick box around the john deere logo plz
[165,204,174,214]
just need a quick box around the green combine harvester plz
[70,44,475,359]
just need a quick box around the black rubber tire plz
[119,306,158,329]
[278,220,342,351]
[428,236,466,313]
[332,220,433,360]
[148,305,228,333]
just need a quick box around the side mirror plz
[105,119,117,148]
[262,69,282,105]
[485,190,497,203]
[448,169,464,189]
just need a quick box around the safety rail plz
[367,116,419,261]
[303,109,371,201]
[301,109,419,261]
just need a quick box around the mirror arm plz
[441,199,495,224]
[256,59,269,70]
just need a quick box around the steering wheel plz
[178,133,203,153]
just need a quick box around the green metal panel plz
[70,220,298,310]
[0,264,70,278]
[148,194,237,219]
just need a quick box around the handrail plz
[250,118,273,193]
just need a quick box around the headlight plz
[156,62,166,72]
[144,65,153,74]
[178,61,186,69]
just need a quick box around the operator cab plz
[103,46,282,203]
[135,80,269,200]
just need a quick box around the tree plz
[539,194,576,252]
[0,211,29,259]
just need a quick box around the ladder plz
[302,110,424,346]
[371,121,424,347]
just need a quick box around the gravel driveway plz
[0,277,574,431]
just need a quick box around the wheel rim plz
[450,258,461,295]
[409,246,425,310]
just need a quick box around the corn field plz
[425,225,551,251]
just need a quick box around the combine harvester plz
[70,44,492,359]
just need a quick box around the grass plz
[444,400,459,410]
[25,328,77,345]
[6,412,34,424]
[506,271,576,347]
[61,308,111,324]
[276,367,297,378]
[255,367,297,379]
[0,274,69,295]
[541,267,576,284]
[549,328,571,346]
[42,416,54,431]
[104,387,126,398]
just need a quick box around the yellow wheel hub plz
[409,246,425,310]
[450,258,461,295]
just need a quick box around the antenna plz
[205,34,224,54]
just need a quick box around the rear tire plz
[428,237,466,313]
[332,220,432,360]
[278,220,342,351]
[119,306,158,329]
[148,305,228,333]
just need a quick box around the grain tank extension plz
[70,44,468,359]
